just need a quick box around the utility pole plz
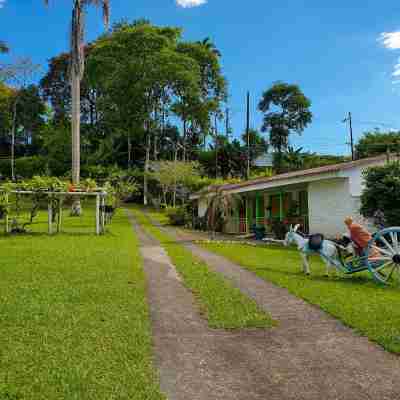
[246,92,251,180]
[215,114,218,179]
[343,112,355,161]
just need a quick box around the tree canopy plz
[258,82,312,171]
[360,162,400,226]
[355,130,400,159]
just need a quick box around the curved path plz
[130,211,400,400]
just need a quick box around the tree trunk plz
[143,132,151,206]
[182,119,187,162]
[128,134,132,168]
[71,74,82,216]
[173,148,178,207]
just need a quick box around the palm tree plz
[45,1,110,214]
[284,146,304,171]
[205,187,242,238]
[199,37,221,58]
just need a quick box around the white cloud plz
[379,32,400,84]
[379,31,400,50]
[393,59,400,77]
[176,0,207,8]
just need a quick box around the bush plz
[0,156,47,179]
[360,162,400,226]
[271,220,288,240]
[165,207,188,226]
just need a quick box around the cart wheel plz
[367,227,400,285]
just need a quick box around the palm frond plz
[0,41,9,54]
[86,0,110,27]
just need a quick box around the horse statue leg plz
[321,242,339,277]
[321,257,332,277]
[301,252,311,275]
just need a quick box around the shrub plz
[0,156,47,179]
[165,207,188,226]
[360,162,400,226]
[271,220,288,240]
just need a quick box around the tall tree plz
[355,130,400,159]
[258,82,312,172]
[44,0,110,215]
[1,58,41,179]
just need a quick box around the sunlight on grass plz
[201,241,400,353]
[130,207,274,330]
[0,209,165,400]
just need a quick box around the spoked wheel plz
[367,227,400,285]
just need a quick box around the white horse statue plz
[284,224,342,276]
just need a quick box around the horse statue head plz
[283,224,301,247]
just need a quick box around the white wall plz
[343,160,386,196]
[308,178,361,237]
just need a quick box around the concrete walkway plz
[144,218,400,400]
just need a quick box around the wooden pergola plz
[2,190,108,235]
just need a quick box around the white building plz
[190,155,391,237]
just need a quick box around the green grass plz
[0,196,102,235]
[0,209,165,400]
[200,241,400,353]
[130,207,274,330]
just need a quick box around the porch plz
[226,186,309,236]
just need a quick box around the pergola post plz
[48,199,53,235]
[57,198,63,233]
[101,194,106,234]
[5,193,9,234]
[96,194,100,235]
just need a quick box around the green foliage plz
[165,206,188,226]
[258,82,312,171]
[360,162,400,226]
[1,176,68,192]
[40,121,72,176]
[0,82,14,135]
[103,172,138,208]
[189,176,242,193]
[355,130,400,159]
[151,160,200,206]
[0,156,47,179]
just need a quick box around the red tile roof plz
[192,154,391,197]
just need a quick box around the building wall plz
[308,178,361,237]
[343,160,386,196]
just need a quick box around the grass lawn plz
[0,208,165,400]
[130,208,274,330]
[200,241,400,353]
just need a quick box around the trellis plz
[1,191,108,235]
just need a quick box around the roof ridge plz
[192,154,395,197]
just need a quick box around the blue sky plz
[2,0,400,155]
